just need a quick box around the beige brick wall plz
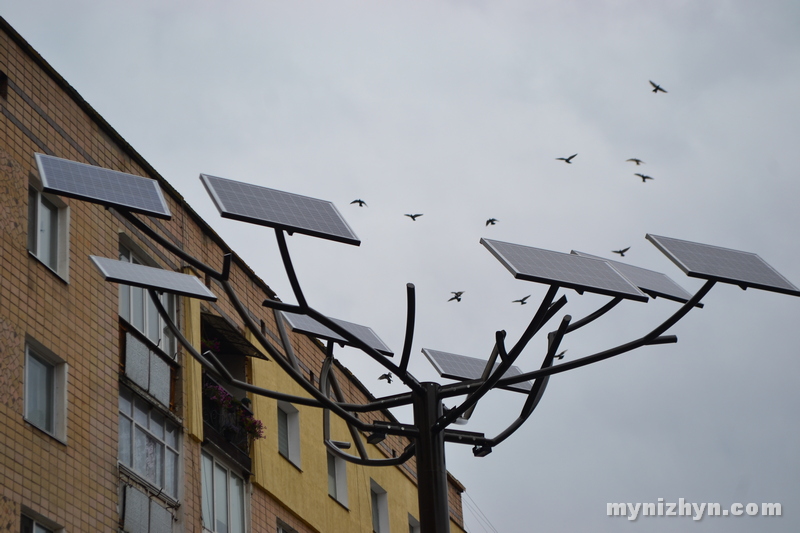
[0,16,465,533]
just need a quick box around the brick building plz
[0,17,466,533]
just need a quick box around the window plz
[119,244,176,357]
[24,341,67,441]
[408,514,420,533]
[20,515,55,533]
[124,329,174,408]
[277,521,297,533]
[119,385,180,497]
[327,452,348,506]
[201,451,247,533]
[120,484,173,533]
[277,401,300,467]
[28,184,69,278]
[370,480,389,533]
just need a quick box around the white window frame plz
[201,450,248,533]
[28,181,70,280]
[119,242,177,357]
[118,385,181,499]
[370,479,389,533]
[327,451,348,507]
[277,401,301,467]
[24,339,67,442]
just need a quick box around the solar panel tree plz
[37,154,800,533]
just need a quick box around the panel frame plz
[281,311,393,357]
[646,234,800,297]
[200,174,360,246]
[90,256,217,301]
[481,238,648,302]
[35,153,171,219]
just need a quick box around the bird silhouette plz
[486,218,498,226]
[512,295,530,305]
[556,154,578,164]
[635,173,654,183]
[649,80,667,93]
[448,291,464,302]
[612,247,630,257]
[626,158,645,165]
[378,372,392,383]
[350,199,367,207]
[554,349,567,360]
[405,214,423,221]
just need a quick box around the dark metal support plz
[414,382,451,533]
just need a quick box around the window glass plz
[25,351,54,433]
[120,386,180,497]
[202,451,247,533]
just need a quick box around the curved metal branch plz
[434,287,566,425]
[494,280,716,389]
[304,306,424,394]
[215,276,419,436]
[486,314,572,447]
[320,353,417,466]
[148,288,323,406]
[275,229,308,309]
[398,283,417,374]
[121,211,224,278]
[565,297,623,334]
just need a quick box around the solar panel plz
[571,250,693,304]
[90,256,217,300]
[481,238,648,302]
[35,154,171,219]
[646,234,800,297]
[422,348,532,393]
[200,174,360,246]
[281,311,393,356]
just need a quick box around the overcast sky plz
[5,2,800,531]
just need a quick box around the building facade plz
[0,18,466,533]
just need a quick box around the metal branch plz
[564,297,623,334]
[275,229,308,309]
[320,352,418,466]
[485,314,572,448]
[398,283,417,375]
[494,280,716,389]
[121,210,224,279]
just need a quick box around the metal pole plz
[414,382,450,533]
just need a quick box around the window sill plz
[328,494,349,511]
[28,250,69,284]
[24,417,67,446]
[278,451,303,472]
[119,463,180,509]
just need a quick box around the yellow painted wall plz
[247,331,452,533]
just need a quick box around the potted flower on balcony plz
[203,383,265,441]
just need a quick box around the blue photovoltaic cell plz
[422,348,532,393]
[571,250,693,304]
[36,154,171,218]
[481,238,648,302]
[90,256,217,300]
[281,311,393,356]
[200,174,360,246]
[646,234,800,297]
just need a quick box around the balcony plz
[202,374,260,471]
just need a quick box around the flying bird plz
[405,213,423,221]
[378,372,392,384]
[486,218,498,226]
[512,295,530,305]
[448,291,464,302]
[649,80,667,93]
[626,158,645,165]
[635,173,654,183]
[556,154,578,164]
[350,199,367,207]
[554,349,567,360]
[612,247,630,257]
